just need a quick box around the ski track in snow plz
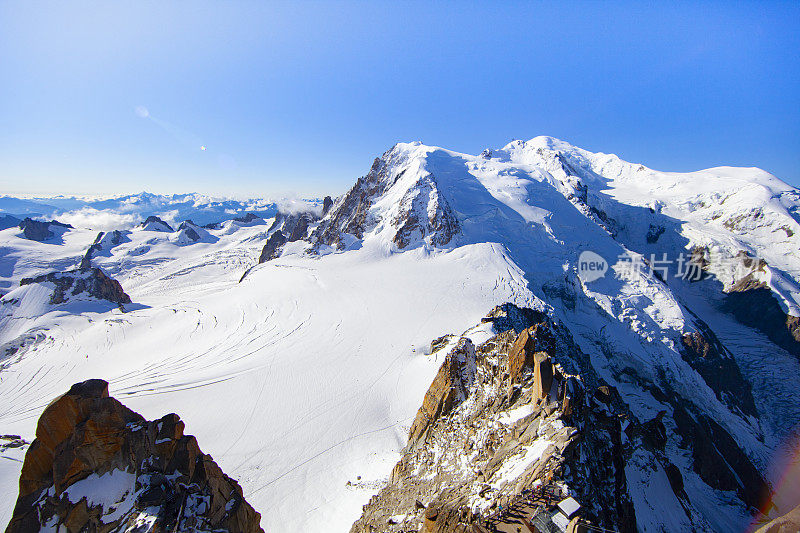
[0,219,529,531]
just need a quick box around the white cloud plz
[135,105,150,118]
[53,208,142,231]
[276,196,322,216]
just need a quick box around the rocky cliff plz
[5,379,263,533]
[350,304,769,533]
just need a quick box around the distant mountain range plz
[0,192,326,229]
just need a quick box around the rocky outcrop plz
[351,307,636,533]
[175,220,217,245]
[321,195,333,216]
[256,211,318,262]
[20,267,131,306]
[287,215,310,242]
[532,351,553,400]
[679,318,757,417]
[672,403,769,512]
[18,217,73,241]
[140,215,174,232]
[258,230,288,264]
[268,212,315,242]
[391,174,460,249]
[6,379,263,533]
[407,338,476,446]
[507,322,555,387]
[178,220,202,242]
[233,213,262,224]
[322,196,333,217]
[311,156,394,249]
[79,230,127,270]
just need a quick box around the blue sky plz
[1,1,798,197]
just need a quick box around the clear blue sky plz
[1,1,798,197]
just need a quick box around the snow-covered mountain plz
[0,192,326,230]
[1,137,799,532]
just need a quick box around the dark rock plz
[288,215,310,242]
[646,224,665,243]
[594,385,615,404]
[79,230,127,270]
[392,174,460,249]
[6,379,263,533]
[140,215,174,232]
[672,404,768,511]
[723,274,800,359]
[258,230,288,263]
[533,352,554,400]
[507,323,555,386]
[18,217,73,241]
[679,321,757,416]
[639,411,667,451]
[20,267,131,306]
[322,196,333,216]
[234,212,261,224]
[482,303,548,335]
[312,156,392,249]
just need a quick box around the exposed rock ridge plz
[79,230,127,270]
[392,173,459,249]
[6,379,263,533]
[140,215,174,232]
[257,211,317,263]
[310,148,461,251]
[407,338,476,446]
[20,267,131,306]
[351,304,772,533]
[18,217,73,242]
[311,154,398,249]
[679,313,757,417]
[351,305,637,533]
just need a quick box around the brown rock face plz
[508,327,535,385]
[6,379,263,533]
[533,352,554,400]
[407,338,476,445]
[507,323,555,386]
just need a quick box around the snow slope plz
[2,137,800,531]
[0,219,533,530]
